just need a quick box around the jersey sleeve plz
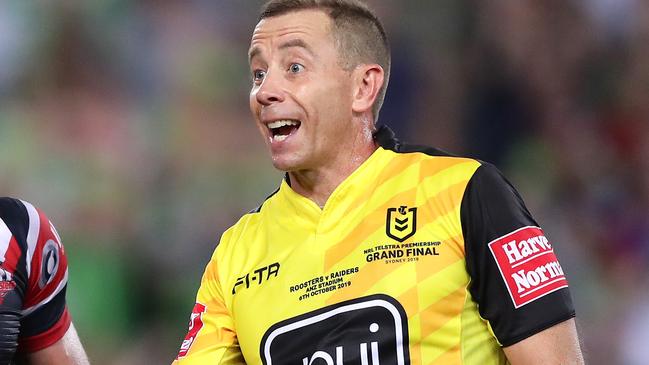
[0,197,29,362]
[17,202,71,352]
[460,163,575,347]
[172,247,245,365]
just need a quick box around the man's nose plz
[255,71,285,106]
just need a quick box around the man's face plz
[249,10,355,172]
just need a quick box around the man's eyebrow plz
[249,46,262,63]
[277,38,314,55]
[248,38,314,63]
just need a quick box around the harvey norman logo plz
[488,226,569,308]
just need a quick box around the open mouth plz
[267,119,301,142]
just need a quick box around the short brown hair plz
[259,0,391,121]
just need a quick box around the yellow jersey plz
[173,126,574,365]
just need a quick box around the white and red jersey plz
[0,197,71,362]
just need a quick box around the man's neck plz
[288,136,378,208]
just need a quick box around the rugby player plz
[173,1,584,364]
[0,198,88,364]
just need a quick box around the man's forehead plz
[249,9,332,53]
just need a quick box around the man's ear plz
[351,64,384,114]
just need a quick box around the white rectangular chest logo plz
[260,295,410,365]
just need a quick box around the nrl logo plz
[386,206,417,242]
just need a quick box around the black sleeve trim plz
[19,287,67,338]
[460,163,575,346]
[502,311,576,347]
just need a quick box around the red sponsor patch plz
[176,302,207,359]
[0,280,16,304]
[488,226,569,308]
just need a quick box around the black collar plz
[373,124,400,150]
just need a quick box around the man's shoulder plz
[381,140,484,182]
[0,197,27,218]
[375,125,481,166]
[0,197,31,249]
[374,129,488,198]
[387,143,479,164]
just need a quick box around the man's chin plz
[270,156,301,172]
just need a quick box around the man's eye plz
[289,63,304,73]
[253,70,266,81]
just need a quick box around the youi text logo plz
[260,294,410,365]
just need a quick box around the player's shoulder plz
[0,197,28,217]
[377,124,470,158]
[375,125,484,178]
[0,198,32,241]
[0,197,22,206]
[0,197,59,234]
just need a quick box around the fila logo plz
[386,206,417,242]
[260,294,410,365]
[489,226,569,308]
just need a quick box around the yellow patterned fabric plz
[173,145,515,365]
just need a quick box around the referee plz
[173,1,584,364]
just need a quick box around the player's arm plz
[172,244,245,365]
[15,201,89,364]
[22,323,89,365]
[503,318,584,365]
[461,163,583,363]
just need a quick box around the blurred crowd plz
[0,1,647,364]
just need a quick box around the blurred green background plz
[0,1,648,364]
